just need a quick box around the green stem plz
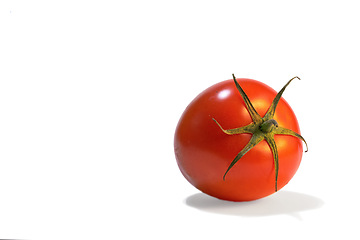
[260,119,279,133]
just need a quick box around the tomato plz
[174,75,307,201]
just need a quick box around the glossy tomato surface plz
[174,78,303,201]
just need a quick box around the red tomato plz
[174,76,306,201]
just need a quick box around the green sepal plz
[264,76,301,120]
[264,134,279,192]
[223,133,264,180]
[232,74,262,124]
[274,126,308,152]
[212,118,256,135]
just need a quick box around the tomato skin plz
[174,78,303,201]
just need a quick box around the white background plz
[1,0,359,239]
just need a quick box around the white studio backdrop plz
[0,0,359,239]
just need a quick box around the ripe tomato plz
[174,75,307,201]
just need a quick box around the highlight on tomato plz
[174,74,307,201]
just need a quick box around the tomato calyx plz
[212,74,308,192]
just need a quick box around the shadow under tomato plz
[185,191,324,219]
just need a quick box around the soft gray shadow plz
[185,191,324,219]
